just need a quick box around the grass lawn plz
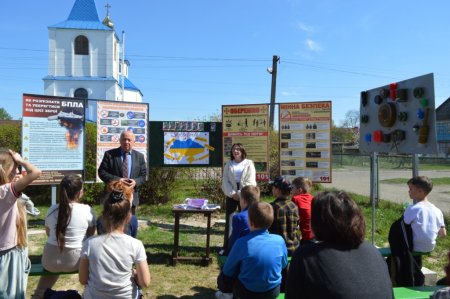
[381,177,450,185]
[26,189,450,298]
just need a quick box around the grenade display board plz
[359,73,438,154]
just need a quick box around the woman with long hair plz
[221,143,256,253]
[79,180,150,299]
[0,149,41,299]
[31,174,96,299]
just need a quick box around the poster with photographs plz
[222,104,270,181]
[96,101,149,182]
[279,101,332,183]
[22,94,85,184]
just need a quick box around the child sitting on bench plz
[215,202,288,299]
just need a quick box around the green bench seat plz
[29,263,78,277]
[377,247,430,258]
[393,285,443,299]
[217,255,291,268]
[277,286,444,299]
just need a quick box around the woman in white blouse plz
[221,143,256,252]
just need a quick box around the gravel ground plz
[327,167,450,213]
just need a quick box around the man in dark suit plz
[98,130,147,213]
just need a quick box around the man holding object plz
[98,130,147,213]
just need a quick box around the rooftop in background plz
[49,0,111,31]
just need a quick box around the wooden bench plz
[29,263,78,277]
[393,285,444,299]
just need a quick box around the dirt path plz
[327,167,450,213]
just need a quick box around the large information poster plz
[222,104,270,181]
[22,94,85,184]
[279,101,332,183]
[96,101,149,182]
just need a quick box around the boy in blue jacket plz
[224,185,260,255]
[216,202,288,299]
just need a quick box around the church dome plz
[102,15,114,29]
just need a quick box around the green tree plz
[84,122,98,180]
[331,121,353,143]
[0,107,13,120]
[0,123,21,151]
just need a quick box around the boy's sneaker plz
[215,291,233,299]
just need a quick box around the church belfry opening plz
[74,35,89,55]
[74,88,88,98]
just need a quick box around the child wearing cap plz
[269,176,300,255]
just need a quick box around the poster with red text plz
[279,101,332,183]
[22,94,85,185]
[222,104,269,181]
[96,101,149,182]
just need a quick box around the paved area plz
[327,167,450,213]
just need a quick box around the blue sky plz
[1,0,450,125]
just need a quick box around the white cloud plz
[305,39,322,52]
[298,22,314,33]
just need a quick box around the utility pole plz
[269,55,280,129]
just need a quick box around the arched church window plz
[74,35,89,55]
[74,88,88,99]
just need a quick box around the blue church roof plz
[49,0,112,30]
[119,76,143,95]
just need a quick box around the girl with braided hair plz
[32,174,96,299]
[79,180,150,299]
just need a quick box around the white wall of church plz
[48,28,118,79]
[113,85,142,102]
[44,79,117,100]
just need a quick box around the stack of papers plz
[175,198,221,210]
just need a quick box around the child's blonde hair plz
[16,201,28,248]
[292,176,313,193]
[0,148,16,185]
[0,148,27,247]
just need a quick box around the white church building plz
[43,0,143,103]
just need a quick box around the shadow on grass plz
[144,243,222,265]
[155,286,216,299]
[149,221,224,236]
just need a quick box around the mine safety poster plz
[222,104,270,181]
[22,93,85,185]
[279,101,332,183]
[96,101,149,182]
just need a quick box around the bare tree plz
[340,109,360,145]
[341,109,359,128]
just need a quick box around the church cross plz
[105,3,111,16]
